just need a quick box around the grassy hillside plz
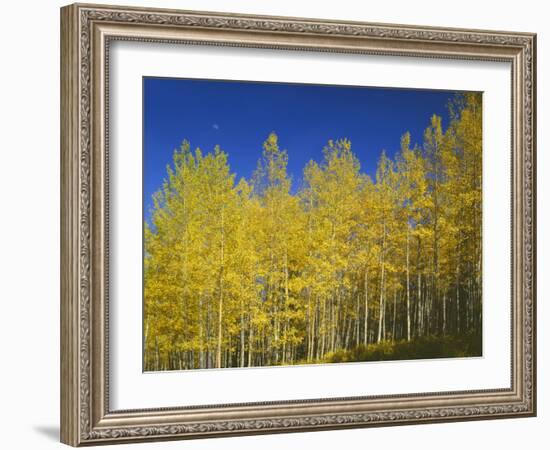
[318,334,482,364]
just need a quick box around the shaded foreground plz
[320,333,482,365]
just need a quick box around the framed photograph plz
[60,3,537,446]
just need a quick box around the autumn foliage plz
[144,93,482,371]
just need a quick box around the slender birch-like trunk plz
[406,225,411,341]
[377,223,386,343]
[363,268,369,346]
[216,207,225,369]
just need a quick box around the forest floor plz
[308,334,482,365]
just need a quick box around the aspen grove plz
[144,92,482,371]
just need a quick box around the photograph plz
[142,78,483,371]
[58,3,536,446]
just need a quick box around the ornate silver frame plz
[60,3,536,446]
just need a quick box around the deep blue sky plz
[143,77,461,218]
